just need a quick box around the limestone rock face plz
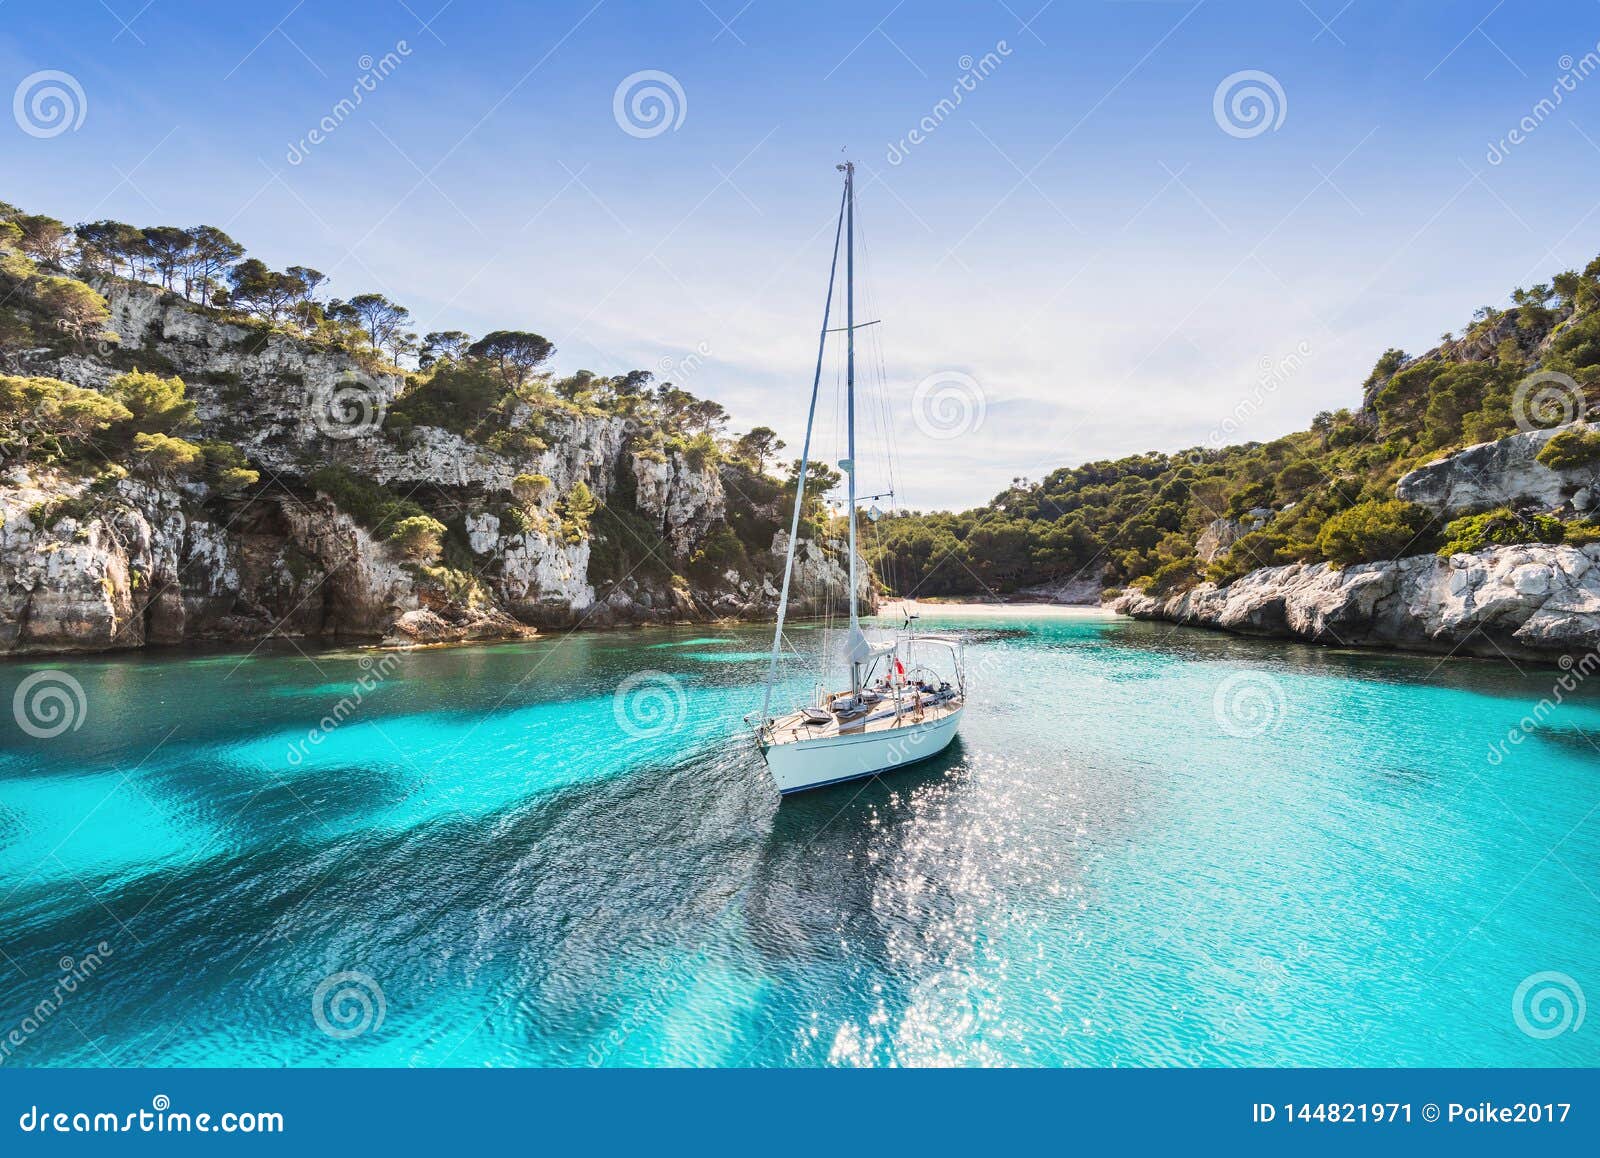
[1111,543,1600,659]
[1396,422,1600,516]
[465,513,500,555]
[770,532,874,616]
[0,470,394,654]
[494,533,595,624]
[1195,517,1244,564]
[631,450,726,557]
[1011,575,1105,604]
[0,285,883,652]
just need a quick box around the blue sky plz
[6,1,1600,508]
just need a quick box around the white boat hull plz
[763,707,963,794]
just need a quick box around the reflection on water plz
[0,610,1596,1067]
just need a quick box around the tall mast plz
[843,160,861,689]
[759,180,848,723]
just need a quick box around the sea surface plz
[0,608,1596,1067]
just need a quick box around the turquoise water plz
[0,609,1596,1067]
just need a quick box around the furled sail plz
[844,622,895,666]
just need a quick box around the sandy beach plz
[871,601,1115,620]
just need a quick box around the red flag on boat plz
[894,657,905,679]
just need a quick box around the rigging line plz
[848,196,880,497]
[871,313,902,521]
[761,181,847,724]
[850,182,905,601]
[851,190,884,598]
[853,195,899,510]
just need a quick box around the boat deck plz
[765,695,963,746]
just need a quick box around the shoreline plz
[0,602,1122,666]
[875,601,1113,620]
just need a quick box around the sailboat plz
[752,162,967,795]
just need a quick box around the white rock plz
[1511,563,1552,596]
[1112,544,1600,659]
[1397,421,1597,515]
[1195,518,1243,564]
[631,450,726,556]
[466,512,501,555]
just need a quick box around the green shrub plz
[688,525,750,586]
[131,431,204,476]
[384,411,414,441]
[484,428,547,457]
[412,564,488,605]
[587,504,673,586]
[1315,500,1435,565]
[109,369,195,436]
[1437,507,1564,556]
[511,473,551,504]
[392,363,506,435]
[556,480,596,544]
[1273,460,1323,502]
[1563,520,1600,547]
[306,465,425,530]
[28,492,105,529]
[0,373,130,462]
[27,275,110,339]
[682,431,720,470]
[500,504,538,535]
[1206,530,1293,585]
[1144,557,1198,594]
[199,440,259,493]
[389,515,447,560]
[1536,426,1600,471]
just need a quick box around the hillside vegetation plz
[11,194,1600,617]
[0,197,834,610]
[866,261,1600,599]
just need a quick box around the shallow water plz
[0,609,1595,1067]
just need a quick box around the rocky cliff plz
[1106,408,1600,661]
[0,283,868,655]
[1112,543,1600,660]
[1396,421,1600,517]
